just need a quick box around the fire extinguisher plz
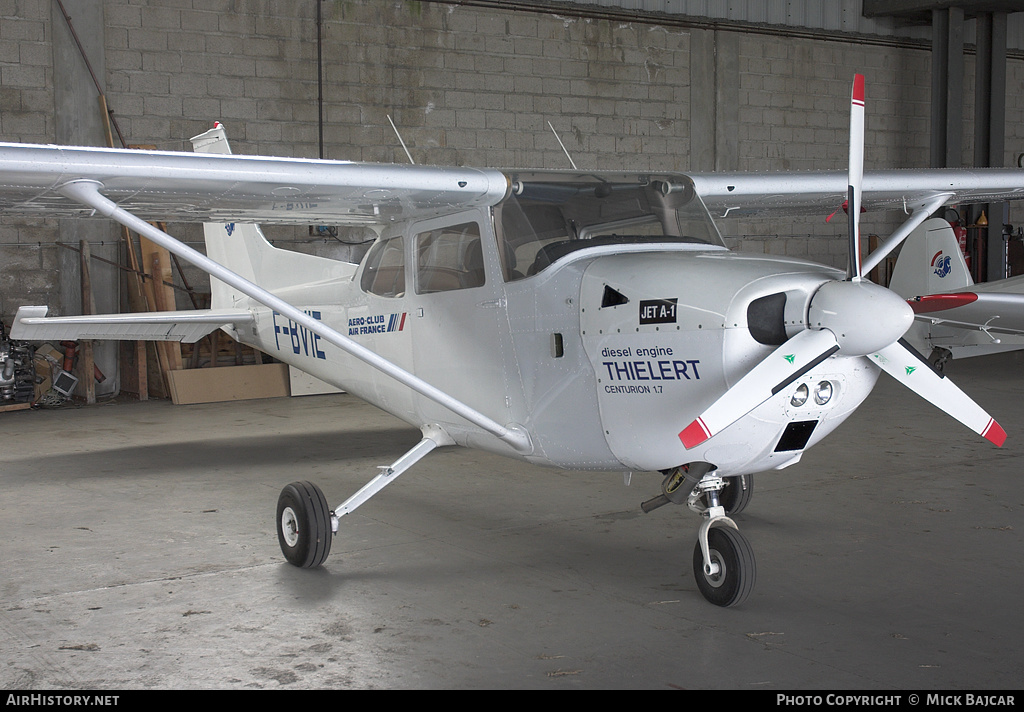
[950,209,969,270]
[60,340,77,372]
[59,340,106,384]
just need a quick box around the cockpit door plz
[406,211,517,432]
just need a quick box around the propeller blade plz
[847,73,865,280]
[868,340,1006,447]
[679,328,840,449]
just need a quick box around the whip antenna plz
[387,115,415,165]
[548,121,578,170]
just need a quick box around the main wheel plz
[277,481,332,568]
[719,474,754,515]
[692,526,756,607]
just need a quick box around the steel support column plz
[974,12,1009,281]
[930,7,965,170]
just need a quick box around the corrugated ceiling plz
[554,0,1022,49]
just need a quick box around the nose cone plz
[808,280,914,356]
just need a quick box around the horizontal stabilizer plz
[11,306,253,343]
[908,290,1024,336]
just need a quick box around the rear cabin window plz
[415,222,486,294]
[360,236,405,298]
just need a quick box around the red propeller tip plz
[983,419,1007,447]
[852,73,865,106]
[679,419,711,449]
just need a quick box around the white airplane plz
[4,75,1023,606]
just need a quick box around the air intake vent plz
[775,420,818,452]
[601,285,629,308]
[747,292,788,345]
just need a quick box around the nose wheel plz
[692,524,756,607]
[687,470,756,607]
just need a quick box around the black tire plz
[692,526,756,607]
[719,474,754,515]
[277,481,332,568]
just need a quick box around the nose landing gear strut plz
[643,465,757,607]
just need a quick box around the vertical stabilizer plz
[888,218,973,299]
[190,124,269,309]
[189,124,356,310]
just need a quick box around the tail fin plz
[191,124,262,309]
[888,217,972,298]
[189,124,353,309]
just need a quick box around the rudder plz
[189,124,356,310]
[888,217,972,298]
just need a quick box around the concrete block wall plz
[721,35,937,259]
[0,0,57,321]
[1,0,1023,328]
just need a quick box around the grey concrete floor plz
[1,353,1022,690]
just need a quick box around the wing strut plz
[57,179,533,455]
[861,192,953,276]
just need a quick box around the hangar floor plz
[1,353,1022,690]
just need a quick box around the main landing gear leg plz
[687,473,757,608]
[276,426,453,568]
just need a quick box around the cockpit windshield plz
[494,172,723,281]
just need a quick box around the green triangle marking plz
[905,366,916,376]
[784,354,796,364]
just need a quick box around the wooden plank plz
[140,240,183,381]
[115,228,151,400]
[0,402,32,413]
[79,239,96,404]
[137,245,171,398]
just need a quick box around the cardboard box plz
[288,366,343,396]
[167,363,290,405]
[34,343,63,399]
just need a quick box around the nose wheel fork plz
[690,474,757,607]
[694,518,756,606]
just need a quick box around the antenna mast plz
[387,115,415,165]
[548,121,578,170]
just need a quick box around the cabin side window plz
[359,235,406,298]
[415,222,486,294]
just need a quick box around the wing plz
[4,138,1019,225]
[0,138,510,225]
[11,306,254,343]
[691,168,1024,218]
[0,131,533,454]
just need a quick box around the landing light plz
[814,381,833,405]
[791,383,809,407]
